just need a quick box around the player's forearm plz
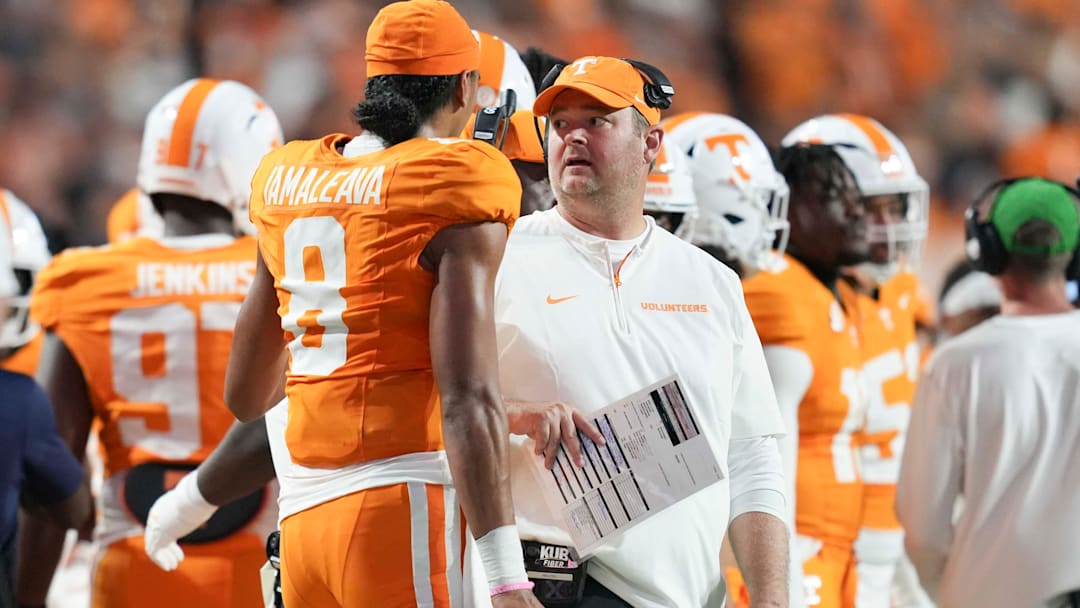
[441,390,515,537]
[15,512,69,605]
[225,348,286,422]
[197,417,276,506]
[225,253,287,422]
[728,511,789,607]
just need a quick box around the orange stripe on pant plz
[91,534,265,608]
[280,483,464,608]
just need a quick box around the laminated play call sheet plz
[528,375,724,556]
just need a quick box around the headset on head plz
[531,58,675,165]
[965,176,1080,277]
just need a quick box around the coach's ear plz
[643,125,663,167]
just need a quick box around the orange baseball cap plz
[503,110,545,163]
[532,56,661,126]
[366,0,480,77]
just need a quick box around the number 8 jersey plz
[248,133,520,469]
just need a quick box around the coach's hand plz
[492,589,546,608]
[506,401,606,469]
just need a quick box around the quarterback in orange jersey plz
[784,114,933,608]
[223,2,538,608]
[0,189,51,377]
[15,78,283,608]
[741,142,870,608]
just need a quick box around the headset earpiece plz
[965,178,1015,275]
[621,58,675,110]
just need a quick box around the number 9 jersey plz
[248,133,520,469]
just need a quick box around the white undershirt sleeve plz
[762,346,813,531]
[762,345,814,608]
[727,436,786,522]
[728,275,788,440]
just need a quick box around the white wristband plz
[475,524,529,588]
[182,470,218,514]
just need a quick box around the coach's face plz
[546,90,660,203]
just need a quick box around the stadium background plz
[2,0,1079,302]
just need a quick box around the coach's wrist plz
[504,401,530,435]
[490,581,535,597]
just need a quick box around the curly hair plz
[774,143,854,206]
[351,74,461,145]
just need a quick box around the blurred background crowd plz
[3,0,1080,297]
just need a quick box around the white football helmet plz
[644,140,697,240]
[473,31,537,111]
[0,198,15,300]
[781,113,929,283]
[663,112,790,276]
[0,190,50,349]
[137,78,283,236]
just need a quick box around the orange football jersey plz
[0,331,42,376]
[248,134,520,469]
[107,188,141,244]
[743,253,866,546]
[841,272,920,530]
[31,235,257,477]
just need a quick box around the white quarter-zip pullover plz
[492,208,786,607]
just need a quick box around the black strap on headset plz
[537,58,675,111]
[539,63,564,93]
[968,176,1080,232]
[969,177,1022,220]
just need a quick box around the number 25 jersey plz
[248,134,520,469]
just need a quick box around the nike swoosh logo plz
[546,294,578,304]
